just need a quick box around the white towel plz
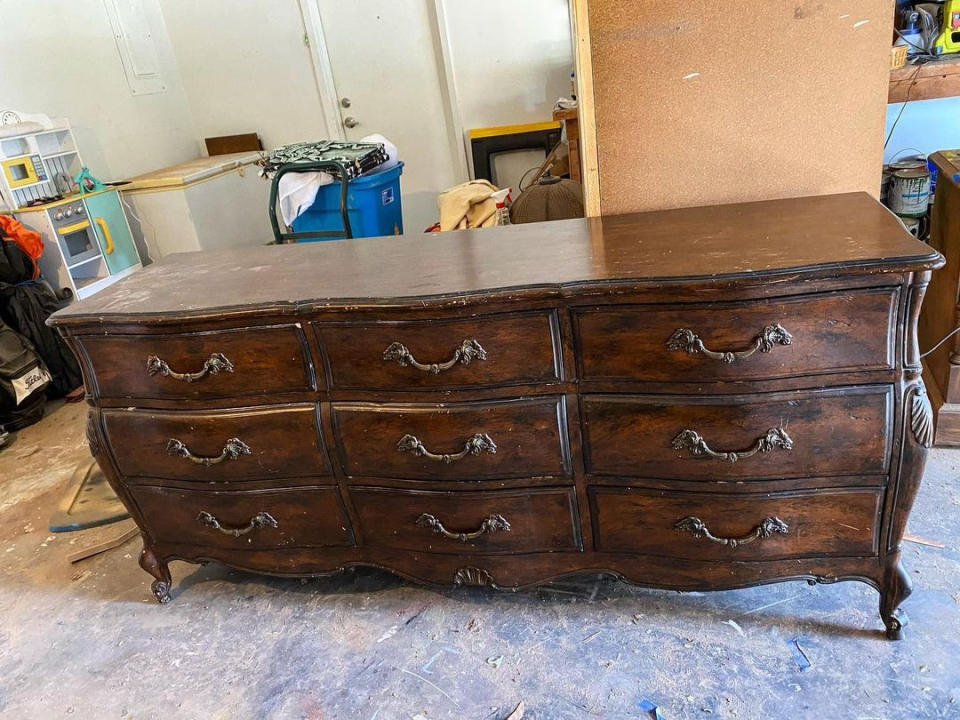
[277,134,399,225]
[278,170,333,226]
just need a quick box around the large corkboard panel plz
[588,1,894,214]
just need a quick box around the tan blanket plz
[437,179,498,231]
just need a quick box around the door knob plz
[343,116,359,129]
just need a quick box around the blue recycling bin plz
[291,162,404,240]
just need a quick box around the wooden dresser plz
[50,192,942,640]
[920,152,960,445]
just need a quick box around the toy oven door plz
[57,221,101,267]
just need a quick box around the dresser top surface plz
[51,192,941,323]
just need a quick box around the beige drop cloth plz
[437,179,499,231]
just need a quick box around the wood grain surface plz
[49,193,939,324]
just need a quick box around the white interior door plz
[314,0,463,234]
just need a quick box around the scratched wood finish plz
[350,486,580,554]
[331,397,570,481]
[130,485,354,551]
[590,487,882,560]
[316,311,560,390]
[78,325,313,399]
[102,405,330,481]
[50,194,943,639]
[575,288,897,383]
[581,386,892,480]
[50,193,940,323]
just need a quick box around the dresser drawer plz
[351,486,580,553]
[130,485,353,550]
[78,325,313,400]
[102,405,330,481]
[315,311,560,390]
[575,288,897,383]
[591,487,882,560]
[582,386,891,480]
[332,396,569,480]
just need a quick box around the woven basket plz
[891,44,908,70]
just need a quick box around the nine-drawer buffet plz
[50,192,943,639]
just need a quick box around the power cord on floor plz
[920,326,960,360]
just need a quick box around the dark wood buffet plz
[49,191,943,639]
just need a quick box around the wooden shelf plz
[890,54,960,103]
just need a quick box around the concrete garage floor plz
[0,402,958,720]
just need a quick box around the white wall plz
[0,0,198,180]
[443,0,573,131]
[158,0,330,151]
[443,0,574,190]
[884,96,960,164]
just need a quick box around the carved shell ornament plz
[909,383,934,449]
[453,567,497,587]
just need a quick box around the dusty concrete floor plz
[0,402,958,720]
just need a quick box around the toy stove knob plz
[64,208,73,217]
[54,210,64,221]
[75,205,85,215]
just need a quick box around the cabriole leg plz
[139,540,172,604]
[880,555,912,640]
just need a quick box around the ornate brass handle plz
[167,437,251,466]
[675,516,789,548]
[147,353,234,382]
[383,339,487,374]
[397,433,497,463]
[671,427,792,462]
[197,511,278,537]
[416,513,511,542]
[667,324,792,363]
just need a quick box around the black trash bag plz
[0,315,50,430]
[0,280,82,397]
[0,236,37,285]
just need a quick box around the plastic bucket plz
[291,162,404,241]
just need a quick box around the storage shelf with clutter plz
[890,1,960,102]
[0,111,141,302]
[890,54,960,102]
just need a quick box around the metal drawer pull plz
[197,511,278,537]
[675,516,789,548]
[383,339,487,374]
[667,324,792,363]
[397,433,497,463]
[416,513,511,542]
[147,352,234,382]
[672,427,792,462]
[166,437,251,466]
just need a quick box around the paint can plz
[880,167,894,205]
[889,157,926,171]
[898,215,921,238]
[889,167,931,218]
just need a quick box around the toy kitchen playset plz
[0,116,140,300]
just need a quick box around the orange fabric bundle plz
[0,215,43,277]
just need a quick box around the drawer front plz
[591,487,882,560]
[575,288,897,383]
[351,486,580,553]
[332,396,569,480]
[582,386,891,480]
[316,311,560,390]
[103,405,330,481]
[130,485,353,550]
[79,325,313,400]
